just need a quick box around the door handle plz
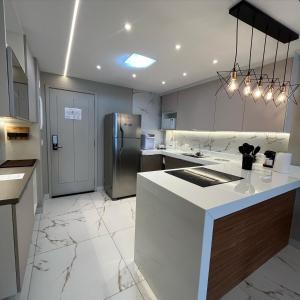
[52,135,63,150]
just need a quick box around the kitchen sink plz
[0,173,25,181]
[182,153,206,158]
[166,167,243,187]
[214,158,230,162]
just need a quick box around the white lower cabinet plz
[0,172,35,299]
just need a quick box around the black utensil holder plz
[242,154,253,170]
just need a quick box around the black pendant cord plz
[260,31,268,79]
[247,25,254,71]
[271,39,279,81]
[233,17,239,69]
[283,41,291,83]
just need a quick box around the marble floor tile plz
[90,191,108,208]
[28,214,41,263]
[28,192,300,300]
[137,280,158,300]
[43,194,95,218]
[222,245,300,300]
[29,235,135,300]
[100,202,135,234]
[105,285,143,300]
[92,191,128,208]
[112,227,144,283]
[221,285,250,300]
[36,207,108,254]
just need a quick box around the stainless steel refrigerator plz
[104,113,141,199]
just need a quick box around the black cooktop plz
[166,167,243,188]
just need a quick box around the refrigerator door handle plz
[120,126,124,151]
[120,126,124,150]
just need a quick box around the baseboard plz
[289,238,300,250]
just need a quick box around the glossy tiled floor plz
[18,191,300,300]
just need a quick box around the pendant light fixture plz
[276,41,290,105]
[264,39,279,103]
[253,31,268,100]
[243,25,254,96]
[228,17,239,93]
[216,0,299,107]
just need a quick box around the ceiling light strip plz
[63,0,80,76]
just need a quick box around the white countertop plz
[141,148,241,165]
[139,150,300,219]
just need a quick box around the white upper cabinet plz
[0,0,9,116]
[214,86,244,131]
[242,98,287,132]
[25,39,37,122]
[4,0,25,70]
[177,82,216,131]
[162,92,178,113]
[162,58,295,133]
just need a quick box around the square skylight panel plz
[125,53,156,68]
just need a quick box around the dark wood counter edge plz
[0,160,38,206]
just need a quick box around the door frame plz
[46,86,97,198]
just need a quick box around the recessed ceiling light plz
[125,53,156,68]
[162,81,166,85]
[182,72,187,77]
[96,65,101,70]
[132,73,137,78]
[124,22,132,31]
[175,44,181,50]
[63,0,80,76]
[213,59,218,64]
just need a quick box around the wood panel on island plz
[207,190,296,300]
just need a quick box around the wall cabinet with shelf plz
[0,0,40,123]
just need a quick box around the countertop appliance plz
[263,150,276,168]
[141,133,155,150]
[166,167,243,188]
[104,113,141,199]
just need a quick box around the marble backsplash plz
[165,131,290,154]
[132,91,163,146]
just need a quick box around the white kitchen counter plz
[141,148,241,166]
[140,160,300,219]
[135,156,300,300]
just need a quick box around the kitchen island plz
[134,160,300,300]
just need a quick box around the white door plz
[49,88,95,197]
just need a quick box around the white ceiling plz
[10,0,300,94]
